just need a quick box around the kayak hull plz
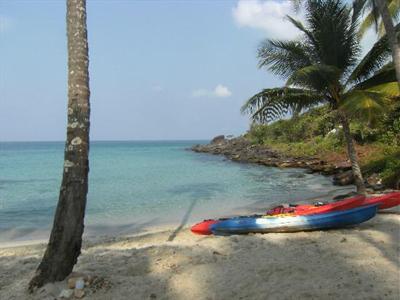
[210,205,378,235]
[364,192,400,209]
[191,220,220,235]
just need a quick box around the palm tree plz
[358,0,399,38]
[242,0,398,194]
[355,0,400,85]
[29,0,91,291]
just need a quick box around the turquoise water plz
[0,141,351,242]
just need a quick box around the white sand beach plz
[1,209,399,300]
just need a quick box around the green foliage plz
[350,122,380,144]
[247,103,399,146]
[246,106,337,144]
[350,101,400,145]
[363,147,400,187]
[379,101,400,146]
[246,105,344,157]
[264,135,344,157]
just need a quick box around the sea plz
[0,141,353,244]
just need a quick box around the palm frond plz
[241,87,324,123]
[341,89,390,124]
[366,82,400,97]
[358,8,377,38]
[286,64,341,91]
[306,0,360,71]
[347,29,394,84]
[286,16,316,45]
[352,0,367,23]
[352,63,396,90]
[258,40,313,78]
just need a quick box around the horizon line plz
[0,138,212,143]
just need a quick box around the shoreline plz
[0,183,356,249]
[191,136,382,188]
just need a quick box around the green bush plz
[247,106,337,145]
[363,147,400,188]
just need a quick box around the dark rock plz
[211,135,225,144]
[366,173,382,186]
[288,173,306,178]
[373,184,386,191]
[333,170,354,185]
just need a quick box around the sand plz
[0,210,399,300]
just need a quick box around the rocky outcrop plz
[210,135,226,144]
[332,170,354,185]
[191,137,355,185]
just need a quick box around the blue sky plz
[0,0,375,141]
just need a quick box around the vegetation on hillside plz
[245,103,400,188]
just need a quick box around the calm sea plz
[0,141,352,243]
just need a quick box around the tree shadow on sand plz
[166,183,224,242]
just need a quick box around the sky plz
[0,0,376,141]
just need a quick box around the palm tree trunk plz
[376,0,400,87]
[29,0,90,291]
[338,111,366,195]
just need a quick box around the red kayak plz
[266,194,366,216]
[190,192,400,235]
[363,192,400,209]
[266,192,400,215]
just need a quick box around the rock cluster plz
[58,273,90,299]
[37,272,111,299]
[191,136,381,189]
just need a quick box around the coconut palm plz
[355,0,400,85]
[29,0,91,290]
[358,0,399,38]
[242,0,398,194]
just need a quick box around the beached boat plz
[191,192,400,235]
[210,205,378,235]
[191,194,365,235]
[363,192,400,209]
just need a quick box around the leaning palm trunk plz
[376,0,400,86]
[338,111,366,194]
[29,0,90,291]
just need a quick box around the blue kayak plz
[210,204,378,235]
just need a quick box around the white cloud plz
[214,84,232,97]
[192,84,232,98]
[232,0,303,39]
